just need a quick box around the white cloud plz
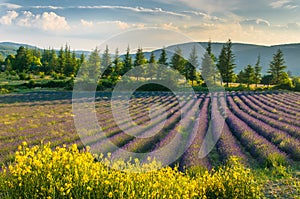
[240,18,271,27]
[39,12,70,31]
[0,10,19,25]
[31,6,64,10]
[77,5,186,17]
[182,11,224,21]
[256,19,271,27]
[9,11,70,31]
[284,4,298,9]
[0,3,22,9]
[156,0,239,14]
[80,19,94,27]
[270,0,297,9]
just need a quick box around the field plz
[0,91,300,198]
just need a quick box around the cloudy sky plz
[0,0,300,51]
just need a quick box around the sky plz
[0,0,300,51]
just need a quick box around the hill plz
[148,42,300,76]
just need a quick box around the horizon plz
[1,40,300,52]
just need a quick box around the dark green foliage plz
[157,48,168,80]
[170,47,186,76]
[101,45,112,78]
[186,45,198,85]
[268,49,288,85]
[88,48,101,80]
[217,39,236,87]
[133,48,147,80]
[201,52,215,86]
[122,46,133,76]
[238,65,255,87]
[146,52,157,80]
[254,55,262,87]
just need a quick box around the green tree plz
[268,49,287,84]
[158,48,168,66]
[101,45,112,78]
[206,40,217,84]
[88,48,101,80]
[146,52,157,80]
[243,65,255,87]
[217,39,236,87]
[0,53,3,64]
[122,46,132,76]
[170,47,186,76]
[186,45,198,85]
[63,45,76,77]
[201,52,215,86]
[112,48,123,80]
[157,47,168,80]
[254,55,262,87]
[5,54,14,72]
[133,48,147,80]
[41,49,51,74]
[57,47,66,74]
[14,46,27,72]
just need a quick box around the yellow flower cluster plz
[0,142,262,198]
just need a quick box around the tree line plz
[0,40,292,88]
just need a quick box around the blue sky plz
[0,0,300,51]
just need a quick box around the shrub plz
[0,143,263,199]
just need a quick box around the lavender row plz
[266,93,300,109]
[210,93,248,165]
[234,94,300,139]
[179,94,211,169]
[243,93,299,123]
[227,95,300,161]
[149,95,208,168]
[224,103,287,167]
[89,94,197,156]
[253,94,300,116]
[111,94,202,160]
[83,96,183,148]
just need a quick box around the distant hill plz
[146,42,300,76]
[0,42,91,59]
[1,41,300,76]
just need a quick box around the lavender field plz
[0,91,300,197]
[0,91,299,169]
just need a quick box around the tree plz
[64,45,76,76]
[170,47,186,76]
[122,46,132,76]
[254,55,262,87]
[14,46,27,72]
[201,52,215,86]
[88,48,101,80]
[49,49,58,74]
[0,53,3,64]
[158,48,168,66]
[41,49,51,74]
[243,65,255,87]
[157,47,168,80]
[268,49,287,84]
[146,52,157,80]
[112,48,123,77]
[57,47,66,74]
[186,45,198,85]
[101,45,112,78]
[5,54,14,72]
[133,48,147,80]
[217,39,236,87]
[206,40,217,84]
